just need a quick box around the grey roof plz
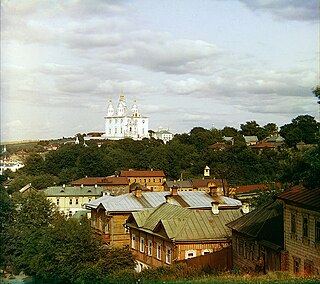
[165,180,193,188]
[86,191,242,212]
[243,136,259,143]
[43,186,103,197]
[223,136,234,142]
[265,136,285,143]
[127,203,243,241]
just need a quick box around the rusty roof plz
[192,179,225,188]
[277,185,320,212]
[71,176,129,186]
[120,170,165,177]
[227,200,283,247]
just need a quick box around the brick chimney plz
[242,203,249,214]
[134,186,143,198]
[211,201,220,215]
[171,185,178,196]
[209,185,218,196]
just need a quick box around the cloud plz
[238,0,318,22]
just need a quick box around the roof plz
[250,142,275,148]
[277,185,320,212]
[127,203,243,241]
[86,191,242,212]
[265,136,285,143]
[223,136,234,142]
[243,136,258,143]
[192,179,225,188]
[19,183,36,194]
[236,184,270,193]
[43,186,103,197]
[227,200,283,247]
[71,176,129,186]
[120,170,165,178]
[165,180,193,188]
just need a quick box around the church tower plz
[107,98,114,117]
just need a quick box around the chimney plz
[211,201,220,215]
[134,186,142,198]
[165,195,174,204]
[62,184,66,188]
[171,185,178,196]
[209,185,218,196]
[81,184,84,188]
[95,184,98,188]
[242,203,250,214]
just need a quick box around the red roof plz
[120,170,165,177]
[277,185,320,211]
[236,184,270,193]
[72,176,129,186]
[250,142,275,148]
[191,179,225,188]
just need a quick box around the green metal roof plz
[127,203,243,242]
[43,186,103,197]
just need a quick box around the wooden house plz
[86,187,242,247]
[125,202,243,271]
[227,200,283,273]
[71,176,130,196]
[277,185,320,275]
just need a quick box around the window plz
[132,234,136,249]
[148,179,151,182]
[147,240,153,256]
[291,212,296,234]
[153,179,156,182]
[303,216,309,238]
[294,257,300,274]
[202,249,213,255]
[76,199,79,205]
[156,243,162,260]
[56,199,59,205]
[140,237,145,253]
[144,179,146,183]
[316,220,320,242]
[88,199,91,202]
[185,250,196,259]
[166,247,172,264]
[69,199,72,205]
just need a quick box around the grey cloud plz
[239,0,318,22]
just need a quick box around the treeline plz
[2,115,319,192]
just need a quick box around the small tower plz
[117,94,127,116]
[107,98,114,117]
[131,99,140,117]
[204,165,210,178]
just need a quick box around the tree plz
[280,115,319,147]
[263,123,278,136]
[312,85,320,104]
[240,121,267,140]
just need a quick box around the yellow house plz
[44,185,103,217]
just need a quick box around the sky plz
[1,0,319,142]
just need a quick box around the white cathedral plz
[102,95,149,140]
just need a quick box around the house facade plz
[120,170,166,192]
[125,202,243,271]
[277,185,320,275]
[71,176,130,196]
[86,187,242,247]
[44,185,103,217]
[227,200,283,273]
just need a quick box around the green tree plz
[280,115,319,147]
[312,85,320,104]
[240,121,267,140]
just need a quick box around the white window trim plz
[185,250,196,259]
[147,240,153,256]
[166,246,172,264]
[202,249,213,255]
[156,243,162,260]
[132,234,136,249]
[140,237,145,253]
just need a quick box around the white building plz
[153,127,174,144]
[103,95,149,140]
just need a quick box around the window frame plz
[132,234,136,249]
[165,246,172,264]
[147,240,153,256]
[156,243,162,260]
[140,237,145,253]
